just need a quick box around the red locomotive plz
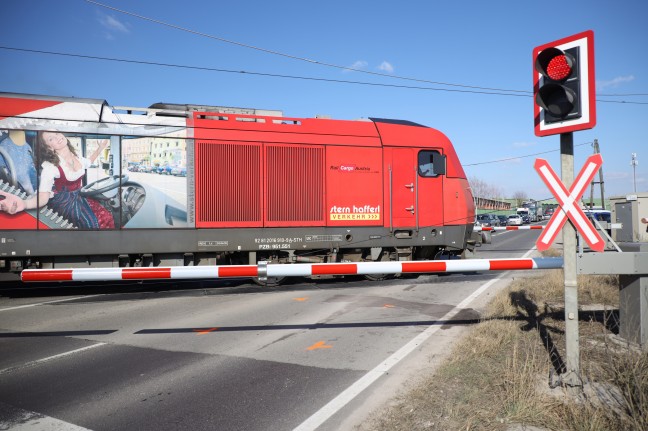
[0,92,476,283]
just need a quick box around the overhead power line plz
[84,0,529,95]
[85,0,647,100]
[2,46,648,105]
[0,46,530,97]
[464,142,592,166]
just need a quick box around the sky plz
[1,0,646,202]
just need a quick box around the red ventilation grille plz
[196,141,262,227]
[266,145,325,226]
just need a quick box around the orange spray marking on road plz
[193,327,219,335]
[306,341,332,351]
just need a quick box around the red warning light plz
[536,48,574,83]
[546,55,572,80]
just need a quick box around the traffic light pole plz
[560,132,583,389]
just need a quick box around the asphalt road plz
[0,223,545,431]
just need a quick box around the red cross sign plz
[534,154,605,252]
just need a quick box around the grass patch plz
[360,252,648,431]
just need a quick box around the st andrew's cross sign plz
[535,154,605,252]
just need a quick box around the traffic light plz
[535,46,581,124]
[533,31,596,137]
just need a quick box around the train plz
[0,92,477,284]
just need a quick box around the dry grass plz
[360,250,648,431]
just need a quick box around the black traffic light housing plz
[535,46,581,124]
[533,31,595,137]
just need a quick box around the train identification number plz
[255,237,303,250]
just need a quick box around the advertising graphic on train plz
[0,129,188,230]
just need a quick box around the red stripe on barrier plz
[123,268,172,279]
[312,263,357,275]
[505,227,520,230]
[489,259,533,271]
[21,269,74,282]
[218,266,258,277]
[529,226,543,229]
[401,261,447,273]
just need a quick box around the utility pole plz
[631,153,638,193]
[589,139,606,209]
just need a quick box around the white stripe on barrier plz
[446,259,489,272]
[171,266,217,279]
[72,268,124,281]
[356,262,403,275]
[267,264,312,277]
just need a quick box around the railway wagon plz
[0,92,476,283]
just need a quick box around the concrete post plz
[561,132,582,388]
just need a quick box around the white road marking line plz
[0,343,106,375]
[0,295,100,312]
[293,246,538,431]
[0,405,93,430]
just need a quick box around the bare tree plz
[468,176,489,199]
[512,191,527,207]
[469,176,503,200]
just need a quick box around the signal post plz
[533,30,597,389]
[559,133,581,389]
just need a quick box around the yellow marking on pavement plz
[383,304,395,308]
[293,297,308,302]
[306,341,332,351]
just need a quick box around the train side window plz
[418,150,446,177]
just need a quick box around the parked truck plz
[519,200,542,222]
[516,207,530,223]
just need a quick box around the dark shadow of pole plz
[509,290,567,376]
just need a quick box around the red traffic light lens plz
[535,47,574,82]
[546,55,572,80]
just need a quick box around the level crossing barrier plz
[21,257,564,282]
[475,225,545,232]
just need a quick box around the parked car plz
[156,164,173,175]
[521,215,530,224]
[171,166,187,177]
[584,210,612,235]
[507,214,523,226]
[487,214,501,227]
[497,215,508,226]
[584,210,611,223]
[138,164,154,173]
[475,214,492,227]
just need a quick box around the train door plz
[386,148,445,230]
[387,148,417,228]
[416,149,444,227]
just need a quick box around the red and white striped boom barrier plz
[21,257,563,283]
[475,226,545,232]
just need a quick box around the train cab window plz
[418,150,445,177]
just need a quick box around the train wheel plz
[252,276,286,287]
[251,253,287,287]
[362,248,395,281]
[363,273,393,282]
